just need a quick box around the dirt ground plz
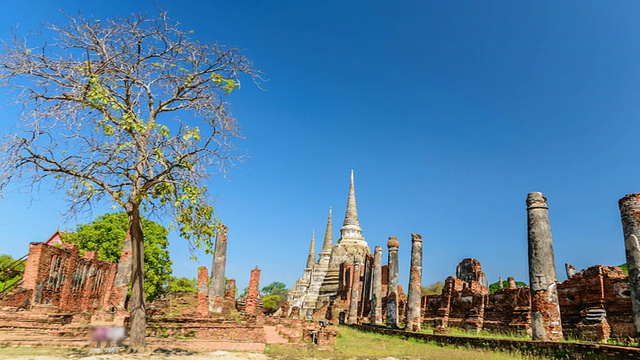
[0,348,269,360]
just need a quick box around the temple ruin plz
[4,181,640,349]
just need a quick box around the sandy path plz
[0,349,269,360]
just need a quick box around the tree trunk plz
[127,204,146,351]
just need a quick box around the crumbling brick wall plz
[484,286,531,334]
[1,242,115,312]
[557,265,633,339]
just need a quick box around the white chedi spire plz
[305,230,316,269]
[339,170,365,243]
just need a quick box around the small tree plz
[0,13,257,350]
[166,276,197,294]
[261,281,288,314]
[0,254,26,291]
[421,281,444,296]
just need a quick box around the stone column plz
[245,266,261,316]
[197,266,209,317]
[499,277,504,290]
[370,246,383,325]
[209,225,228,314]
[618,194,640,341]
[527,192,563,341]
[508,277,517,289]
[386,236,400,328]
[348,259,362,324]
[406,233,423,331]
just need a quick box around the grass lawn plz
[266,326,550,359]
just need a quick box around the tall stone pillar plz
[386,236,400,328]
[618,194,640,341]
[348,259,362,324]
[209,225,228,314]
[197,266,209,317]
[499,277,504,290]
[406,233,423,331]
[245,266,261,316]
[370,246,383,325]
[527,192,563,341]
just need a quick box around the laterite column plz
[619,194,640,342]
[386,236,399,328]
[527,192,563,341]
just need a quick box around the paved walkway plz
[0,325,294,353]
[262,326,289,345]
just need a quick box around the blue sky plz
[1,1,640,292]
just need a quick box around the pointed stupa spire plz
[343,170,361,228]
[305,230,316,269]
[339,170,364,243]
[320,207,333,255]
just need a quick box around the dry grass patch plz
[0,346,76,359]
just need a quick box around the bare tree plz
[0,12,257,350]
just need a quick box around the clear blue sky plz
[1,1,639,292]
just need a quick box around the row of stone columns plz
[382,234,422,331]
[345,233,424,331]
[347,191,640,344]
[526,191,640,343]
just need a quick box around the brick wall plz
[1,242,116,312]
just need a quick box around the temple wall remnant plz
[2,242,115,312]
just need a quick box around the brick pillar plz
[22,243,46,307]
[209,225,228,314]
[619,193,640,342]
[197,266,209,317]
[224,279,236,312]
[406,233,423,331]
[244,266,261,316]
[348,258,362,324]
[508,277,517,289]
[109,231,132,309]
[58,244,79,312]
[527,192,563,341]
[101,262,118,310]
[370,246,383,325]
[386,236,400,328]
